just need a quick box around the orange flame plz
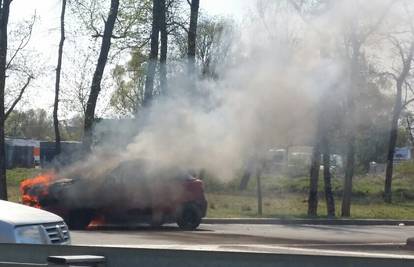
[20,172,56,208]
[87,215,106,229]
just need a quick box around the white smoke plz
[64,0,403,181]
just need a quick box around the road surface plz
[70,223,414,256]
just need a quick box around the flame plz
[87,215,106,229]
[20,172,56,208]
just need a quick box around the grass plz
[203,161,414,219]
[206,192,414,219]
[7,161,414,219]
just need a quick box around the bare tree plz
[384,36,414,203]
[0,0,11,200]
[341,26,359,217]
[341,2,391,217]
[84,0,120,151]
[5,14,36,120]
[5,75,33,120]
[53,0,67,156]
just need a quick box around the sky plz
[8,0,253,114]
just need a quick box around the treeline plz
[5,109,83,141]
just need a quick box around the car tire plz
[150,212,164,228]
[177,203,202,230]
[67,209,94,230]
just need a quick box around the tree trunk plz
[83,0,119,151]
[384,41,414,203]
[322,135,335,217]
[143,0,161,107]
[341,33,360,218]
[406,116,414,145]
[384,81,403,203]
[159,0,167,94]
[256,167,263,216]
[187,0,200,72]
[308,141,320,217]
[0,0,11,200]
[53,0,66,157]
[239,169,251,191]
[341,135,355,217]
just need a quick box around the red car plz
[21,160,207,230]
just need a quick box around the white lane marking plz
[74,243,414,259]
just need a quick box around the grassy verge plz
[203,161,414,219]
[206,192,414,219]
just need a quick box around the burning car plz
[20,160,207,230]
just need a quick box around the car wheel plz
[150,212,164,228]
[67,209,94,230]
[177,203,202,230]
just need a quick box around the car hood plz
[0,200,63,226]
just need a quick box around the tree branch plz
[378,71,398,81]
[6,13,36,70]
[5,75,33,120]
[169,21,188,33]
[402,97,414,110]
[360,0,394,43]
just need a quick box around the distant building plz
[5,138,40,169]
[5,138,83,169]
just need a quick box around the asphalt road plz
[70,224,414,256]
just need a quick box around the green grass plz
[206,192,414,219]
[204,161,414,219]
[7,168,41,203]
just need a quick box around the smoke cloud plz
[59,0,400,182]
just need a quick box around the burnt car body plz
[23,160,207,230]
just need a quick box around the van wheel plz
[177,203,202,230]
[67,209,94,230]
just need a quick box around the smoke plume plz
[60,0,399,182]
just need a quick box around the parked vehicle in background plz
[394,147,414,162]
[0,200,70,244]
[264,146,344,177]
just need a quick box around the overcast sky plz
[8,0,252,114]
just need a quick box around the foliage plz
[110,49,147,115]
[173,14,236,79]
[5,109,83,141]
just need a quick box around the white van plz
[0,200,70,244]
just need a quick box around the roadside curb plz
[202,218,414,226]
